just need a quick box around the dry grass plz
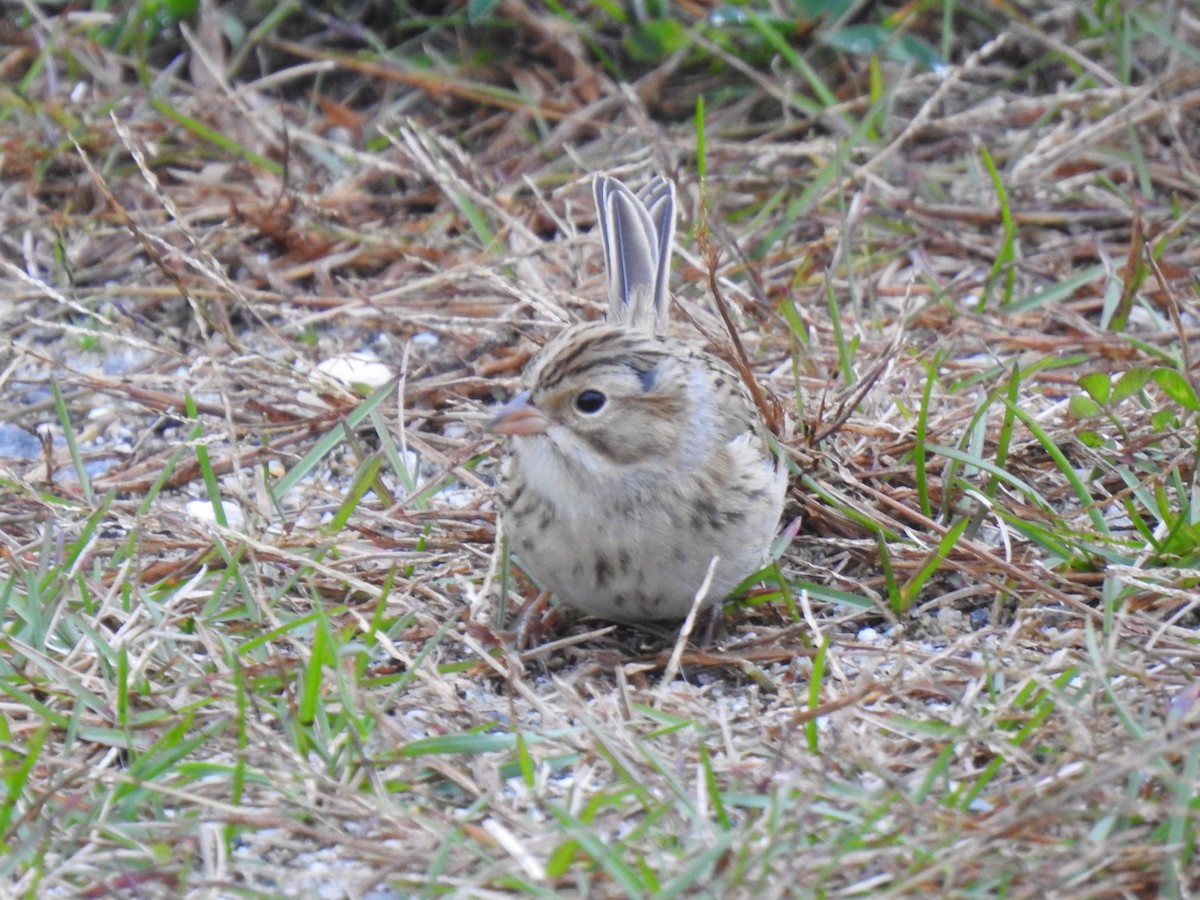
[1,1,1199,896]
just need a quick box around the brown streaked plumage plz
[488,175,786,622]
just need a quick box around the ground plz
[0,2,1198,896]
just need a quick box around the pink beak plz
[487,390,551,436]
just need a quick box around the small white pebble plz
[315,353,394,392]
[184,499,245,529]
[1127,307,1155,329]
[434,488,476,509]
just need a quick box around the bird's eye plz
[574,389,607,414]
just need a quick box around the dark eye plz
[574,390,606,414]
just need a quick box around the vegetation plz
[0,1,1197,895]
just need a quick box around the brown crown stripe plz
[540,333,671,392]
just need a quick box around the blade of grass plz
[272,379,398,501]
[897,515,970,612]
[827,273,855,384]
[1002,398,1111,534]
[914,354,941,519]
[50,376,92,505]
[979,144,1017,309]
[806,637,830,753]
[149,97,283,174]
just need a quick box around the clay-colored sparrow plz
[488,174,786,622]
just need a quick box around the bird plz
[487,173,786,623]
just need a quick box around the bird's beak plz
[487,390,550,436]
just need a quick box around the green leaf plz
[1151,409,1177,431]
[467,0,501,23]
[821,23,888,54]
[1112,367,1152,403]
[1152,368,1200,412]
[821,24,946,71]
[546,840,580,878]
[1078,372,1111,405]
[515,732,535,788]
[161,0,199,17]
[626,18,689,62]
[795,0,856,19]
[1160,520,1200,557]
[1068,395,1102,419]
